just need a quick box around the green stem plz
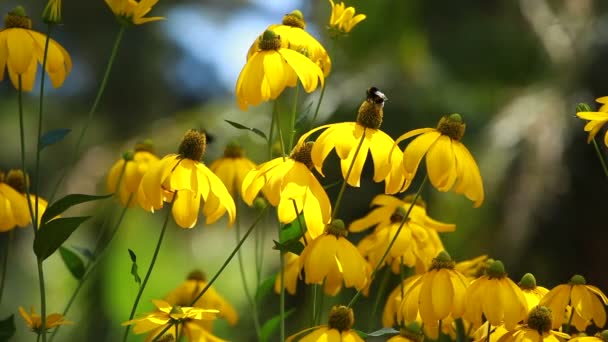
[369,267,391,330]
[565,306,575,334]
[331,128,366,221]
[310,82,326,126]
[486,320,491,342]
[278,217,285,342]
[455,318,466,342]
[347,176,428,308]
[122,197,173,342]
[592,137,608,179]
[273,101,287,158]
[288,85,299,151]
[314,286,324,325]
[292,200,307,245]
[0,232,10,304]
[36,259,48,342]
[311,284,318,325]
[268,104,276,160]
[49,25,126,202]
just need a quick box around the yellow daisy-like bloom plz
[570,330,608,342]
[236,29,324,111]
[105,0,164,25]
[382,276,421,328]
[399,252,469,336]
[298,87,405,193]
[538,274,608,331]
[241,142,331,238]
[455,254,489,280]
[19,306,72,334]
[0,169,30,231]
[163,270,238,330]
[122,299,222,342]
[496,306,570,342]
[298,220,371,296]
[209,143,256,200]
[576,98,608,147]
[464,260,528,330]
[288,305,364,342]
[107,141,159,207]
[137,130,236,229]
[0,7,72,91]
[350,194,454,273]
[518,273,549,309]
[274,252,301,295]
[328,0,366,35]
[247,10,331,76]
[393,114,484,207]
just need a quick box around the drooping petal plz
[425,136,457,192]
[402,131,441,181]
[172,190,200,228]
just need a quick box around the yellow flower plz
[570,330,608,342]
[107,141,159,207]
[122,299,222,342]
[247,10,331,76]
[454,255,489,280]
[235,29,324,111]
[298,87,405,193]
[0,7,72,91]
[42,0,61,24]
[274,252,301,295]
[288,305,364,342]
[576,97,608,147]
[105,0,164,25]
[209,143,256,200]
[328,0,366,35]
[538,274,608,331]
[393,114,484,207]
[241,142,331,238]
[163,270,238,329]
[19,306,72,334]
[137,130,236,228]
[0,169,30,231]
[399,252,469,336]
[382,276,420,328]
[496,306,570,342]
[464,260,528,330]
[350,194,454,273]
[298,220,371,296]
[518,273,549,309]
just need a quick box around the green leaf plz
[272,239,304,256]
[41,193,111,224]
[260,309,295,342]
[128,249,141,286]
[362,327,400,337]
[71,245,95,260]
[0,315,15,342]
[39,128,71,150]
[59,246,86,279]
[255,274,277,303]
[34,216,91,261]
[279,217,305,243]
[224,120,268,141]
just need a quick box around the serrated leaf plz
[0,315,15,342]
[260,309,295,342]
[59,246,86,279]
[255,274,277,303]
[272,239,304,256]
[279,216,305,244]
[128,249,141,286]
[224,120,268,141]
[41,193,111,224]
[39,128,71,150]
[363,327,400,337]
[34,216,91,261]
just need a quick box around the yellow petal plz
[172,190,200,228]
[279,48,324,92]
[452,141,484,207]
[402,131,441,180]
[304,235,337,284]
[6,29,35,75]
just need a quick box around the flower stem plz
[36,259,48,342]
[592,137,608,179]
[279,218,286,342]
[331,128,366,221]
[122,197,173,342]
[347,175,428,308]
[565,307,575,334]
[310,82,326,126]
[0,232,11,304]
[273,101,287,158]
[49,25,126,202]
[292,200,307,245]
[369,267,391,331]
[288,85,299,151]
[486,320,492,342]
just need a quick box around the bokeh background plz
[1,0,608,341]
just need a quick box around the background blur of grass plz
[1,0,608,340]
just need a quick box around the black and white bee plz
[366,86,388,107]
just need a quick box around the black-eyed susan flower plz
[209,143,256,200]
[496,306,570,342]
[576,98,608,147]
[570,330,608,342]
[0,169,30,231]
[19,306,72,334]
[2,169,49,229]
[121,299,221,342]
[327,0,366,36]
[298,87,406,193]
[393,114,484,207]
[298,220,371,296]
[235,29,324,111]
[241,141,331,238]
[0,6,72,91]
[42,0,61,24]
[399,252,469,336]
[137,130,236,229]
[539,274,608,331]
[518,273,548,309]
[247,10,331,76]
[350,194,454,273]
[464,260,528,330]
[105,0,164,25]
[107,140,159,207]
[164,270,238,330]
[288,305,364,342]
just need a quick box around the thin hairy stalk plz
[369,267,391,330]
[310,82,326,126]
[273,101,287,159]
[122,197,174,342]
[49,25,126,202]
[288,85,299,151]
[347,175,428,308]
[36,260,48,342]
[592,137,608,178]
[279,218,286,342]
[313,285,325,325]
[150,207,268,342]
[331,128,366,221]
[0,233,11,304]
[311,284,318,325]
